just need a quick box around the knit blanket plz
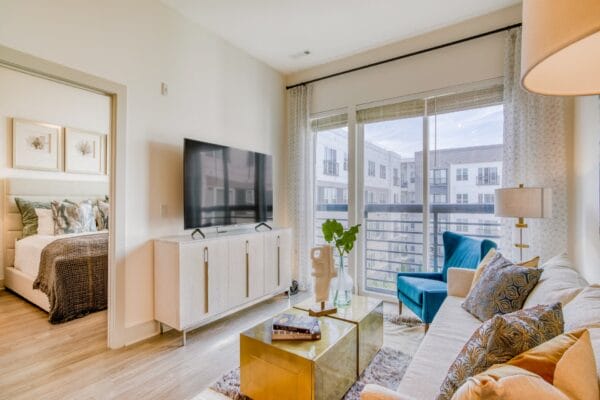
[33,232,108,323]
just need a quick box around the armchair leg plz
[398,301,403,315]
[424,323,430,334]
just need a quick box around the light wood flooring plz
[0,290,423,400]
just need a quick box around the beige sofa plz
[361,254,600,400]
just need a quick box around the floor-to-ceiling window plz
[311,83,504,297]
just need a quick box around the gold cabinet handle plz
[276,236,281,286]
[204,247,209,314]
[245,240,249,298]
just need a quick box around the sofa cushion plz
[437,303,564,400]
[563,284,600,332]
[523,253,587,309]
[452,329,598,400]
[397,276,446,306]
[462,252,542,321]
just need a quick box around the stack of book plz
[272,313,321,341]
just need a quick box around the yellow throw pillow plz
[452,329,598,400]
[468,249,539,293]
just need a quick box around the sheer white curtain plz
[502,28,568,262]
[287,85,313,290]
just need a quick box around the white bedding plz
[13,232,103,278]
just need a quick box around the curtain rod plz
[286,22,522,90]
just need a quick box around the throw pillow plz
[523,253,588,308]
[52,200,84,234]
[563,284,600,331]
[14,198,51,238]
[35,208,55,236]
[77,200,97,232]
[452,329,598,400]
[469,250,538,293]
[94,199,109,230]
[462,252,542,321]
[437,303,564,400]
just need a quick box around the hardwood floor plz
[0,289,311,400]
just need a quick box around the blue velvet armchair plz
[397,231,497,326]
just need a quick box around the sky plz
[364,104,503,158]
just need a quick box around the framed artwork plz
[12,119,62,171]
[64,127,107,174]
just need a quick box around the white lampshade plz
[521,0,600,95]
[495,187,552,219]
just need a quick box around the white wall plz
[0,67,111,281]
[572,96,600,283]
[0,0,285,345]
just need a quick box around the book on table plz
[271,313,321,341]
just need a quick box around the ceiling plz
[161,0,520,73]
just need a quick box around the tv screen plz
[184,138,273,229]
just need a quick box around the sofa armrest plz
[447,268,475,297]
[360,384,416,400]
[397,272,444,281]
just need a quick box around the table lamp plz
[495,184,552,261]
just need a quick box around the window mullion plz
[422,101,430,272]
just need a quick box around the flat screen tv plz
[184,138,273,229]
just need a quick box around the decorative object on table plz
[521,0,600,95]
[437,303,564,400]
[12,118,62,171]
[321,219,360,307]
[271,314,321,341]
[64,127,107,174]
[288,279,299,296]
[397,231,497,326]
[495,184,552,261]
[308,245,337,316]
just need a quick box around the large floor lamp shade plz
[495,184,552,261]
[521,0,600,95]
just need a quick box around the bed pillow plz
[437,303,564,400]
[14,197,52,238]
[35,208,55,235]
[94,199,109,230]
[51,200,97,234]
[462,251,542,321]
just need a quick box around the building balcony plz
[322,160,339,176]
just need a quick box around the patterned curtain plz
[502,28,568,262]
[287,85,313,290]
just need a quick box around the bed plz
[3,178,109,322]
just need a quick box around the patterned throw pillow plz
[462,252,542,321]
[437,303,564,400]
[15,198,52,238]
[94,199,109,230]
[51,200,97,234]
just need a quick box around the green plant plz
[321,219,361,257]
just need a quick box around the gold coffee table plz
[294,294,384,375]
[240,308,357,400]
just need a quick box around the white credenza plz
[154,228,292,344]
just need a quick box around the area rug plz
[210,312,421,400]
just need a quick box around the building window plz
[478,193,495,204]
[456,218,469,232]
[430,169,447,185]
[456,167,468,181]
[368,161,376,177]
[323,147,339,176]
[456,193,469,204]
[431,194,447,204]
[477,167,499,185]
[343,152,348,171]
[393,168,400,186]
[393,193,399,203]
[380,165,386,179]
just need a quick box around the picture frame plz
[64,127,107,174]
[12,118,62,171]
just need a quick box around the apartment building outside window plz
[430,168,447,185]
[380,165,386,179]
[343,152,348,171]
[323,147,339,176]
[431,194,447,203]
[477,166,498,185]
[368,161,376,177]
[456,167,468,181]
[456,193,468,204]
[393,168,400,186]
[478,193,495,204]
[456,218,469,232]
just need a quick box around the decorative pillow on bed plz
[462,251,542,321]
[15,197,52,238]
[437,303,564,400]
[94,199,109,230]
[51,200,97,234]
[35,208,55,235]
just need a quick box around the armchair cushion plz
[398,276,447,306]
[397,272,444,281]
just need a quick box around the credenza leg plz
[159,322,164,335]
[182,330,187,346]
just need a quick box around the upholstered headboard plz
[2,178,109,270]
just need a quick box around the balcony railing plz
[314,203,501,295]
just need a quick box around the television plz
[183,138,273,229]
